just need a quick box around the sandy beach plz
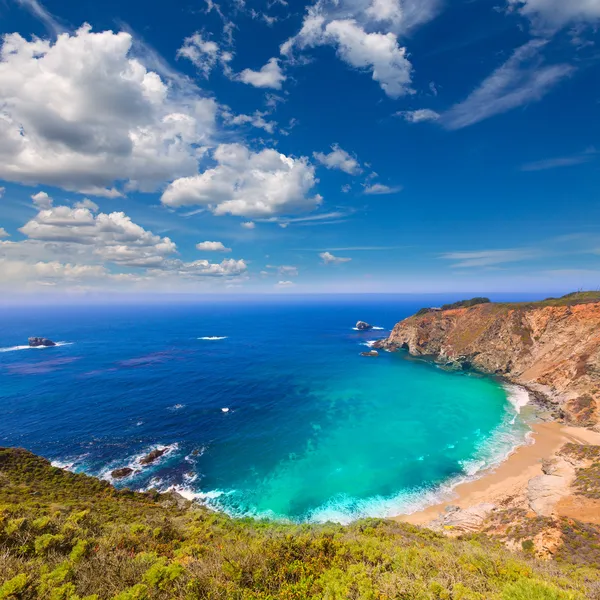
[394,421,600,527]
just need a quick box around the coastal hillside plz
[1,447,599,599]
[377,292,600,427]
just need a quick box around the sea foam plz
[198,336,228,340]
[0,341,72,353]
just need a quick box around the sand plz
[394,422,600,526]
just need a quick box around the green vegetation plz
[413,292,600,319]
[496,291,600,311]
[440,298,491,311]
[1,448,599,599]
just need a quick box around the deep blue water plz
[0,296,531,522]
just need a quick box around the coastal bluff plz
[375,292,600,427]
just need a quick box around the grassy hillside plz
[0,448,598,599]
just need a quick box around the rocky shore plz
[378,293,600,555]
[375,293,600,427]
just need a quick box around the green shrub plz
[34,533,66,555]
[0,574,27,599]
[502,579,582,600]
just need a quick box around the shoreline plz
[393,421,600,527]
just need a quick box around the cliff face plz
[378,301,600,426]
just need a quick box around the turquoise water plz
[0,297,531,522]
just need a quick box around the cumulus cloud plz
[363,183,401,194]
[276,280,295,286]
[283,16,413,97]
[19,205,178,268]
[74,198,99,211]
[442,40,573,130]
[0,258,108,283]
[238,57,286,89]
[313,144,362,174]
[177,32,221,77]
[0,25,217,196]
[241,221,256,229]
[31,191,53,210]
[196,241,232,252]
[159,258,247,277]
[0,227,10,238]
[161,143,321,218]
[223,110,277,133]
[320,251,351,264]
[397,109,440,123]
[0,201,249,290]
[279,0,441,97]
[507,0,600,31]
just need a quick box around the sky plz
[0,0,599,297]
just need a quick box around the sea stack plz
[356,321,373,331]
[28,337,56,347]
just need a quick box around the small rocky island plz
[28,337,56,347]
[355,321,372,331]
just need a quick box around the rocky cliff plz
[377,294,600,426]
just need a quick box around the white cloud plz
[284,16,413,98]
[507,0,600,31]
[239,57,286,89]
[161,143,321,218]
[15,0,65,36]
[74,198,99,211]
[177,32,221,78]
[159,258,247,277]
[31,191,53,210]
[268,264,299,277]
[224,110,277,134]
[313,144,361,174]
[0,202,249,290]
[521,154,593,171]
[196,241,232,252]
[363,183,401,194]
[241,221,256,229]
[0,227,10,238]
[0,258,107,283]
[276,280,295,286]
[442,41,573,130]
[19,205,178,268]
[279,0,441,98]
[0,25,217,196]
[397,109,440,123]
[440,249,539,268]
[320,251,351,264]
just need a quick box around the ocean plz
[0,296,532,523]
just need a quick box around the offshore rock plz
[28,337,56,347]
[356,321,373,331]
[360,350,379,357]
[111,467,134,479]
[140,448,167,465]
[378,295,600,426]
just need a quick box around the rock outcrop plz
[360,350,379,357]
[139,448,167,465]
[111,467,134,479]
[376,294,600,426]
[28,337,56,347]
[429,504,497,534]
[356,321,373,331]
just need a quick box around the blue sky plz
[0,0,599,296]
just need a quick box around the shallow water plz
[0,297,530,522]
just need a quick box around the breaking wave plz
[0,341,72,353]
